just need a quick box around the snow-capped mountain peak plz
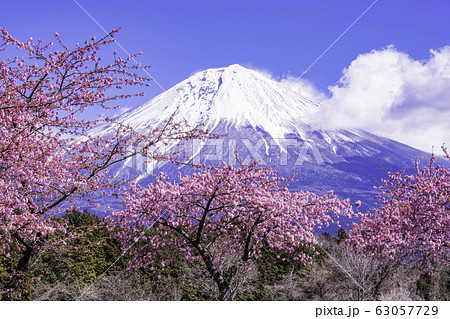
[109,64,320,139]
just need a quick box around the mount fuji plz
[89,64,434,230]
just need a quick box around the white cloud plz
[309,45,450,152]
[250,67,329,104]
[278,75,328,103]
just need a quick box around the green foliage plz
[416,267,450,301]
[336,228,348,243]
[33,210,123,286]
[2,211,448,301]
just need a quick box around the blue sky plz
[1,0,450,151]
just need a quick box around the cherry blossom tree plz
[109,161,354,300]
[349,146,450,275]
[0,28,205,299]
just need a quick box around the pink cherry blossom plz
[0,28,207,299]
[349,146,450,275]
[108,160,354,300]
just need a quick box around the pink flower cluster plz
[0,28,206,261]
[109,161,354,281]
[349,146,450,274]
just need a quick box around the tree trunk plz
[216,266,238,301]
[2,239,41,300]
[217,281,230,301]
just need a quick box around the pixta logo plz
[125,137,325,175]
